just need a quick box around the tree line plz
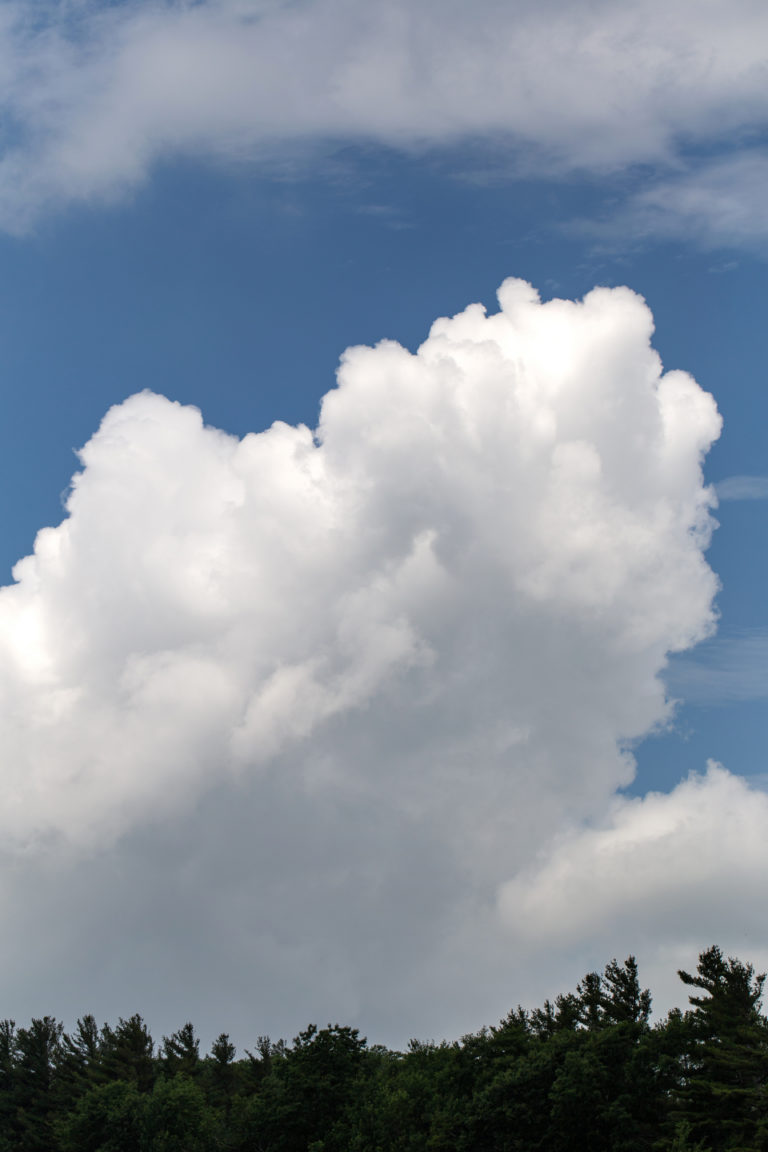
[0,945,766,1151]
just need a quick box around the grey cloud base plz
[0,277,754,1046]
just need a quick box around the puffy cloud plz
[0,277,726,1041]
[0,277,720,848]
[0,0,767,229]
[500,765,768,944]
[499,765,768,1014]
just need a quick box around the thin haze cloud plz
[0,0,766,233]
[591,154,768,251]
[716,475,768,501]
[667,630,768,706]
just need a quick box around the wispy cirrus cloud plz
[716,474,768,501]
[595,151,768,251]
[666,629,768,706]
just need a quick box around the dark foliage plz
[0,949,765,1151]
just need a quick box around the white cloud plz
[0,277,721,848]
[0,277,730,1042]
[500,765,768,944]
[717,474,768,500]
[606,151,768,250]
[667,628,768,705]
[499,764,768,1015]
[0,0,767,230]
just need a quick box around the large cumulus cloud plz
[1,277,720,846]
[0,277,739,1043]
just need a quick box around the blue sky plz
[0,0,767,1048]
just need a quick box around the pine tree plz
[206,1032,237,1124]
[160,1022,200,1079]
[674,945,768,1150]
[100,1014,155,1093]
[13,1016,64,1151]
[601,956,652,1026]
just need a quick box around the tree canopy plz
[0,949,766,1151]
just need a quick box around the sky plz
[0,0,767,1052]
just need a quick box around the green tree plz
[13,1015,64,1151]
[160,1023,200,1080]
[663,1119,712,1151]
[239,1024,369,1152]
[601,956,652,1026]
[205,1032,238,1123]
[674,946,768,1150]
[58,1015,107,1115]
[0,1021,16,1142]
[575,972,604,1032]
[144,1075,216,1152]
[101,1015,156,1093]
[468,1035,555,1151]
[59,1079,144,1152]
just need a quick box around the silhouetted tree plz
[674,945,768,1150]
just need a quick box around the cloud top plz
[0,277,721,856]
